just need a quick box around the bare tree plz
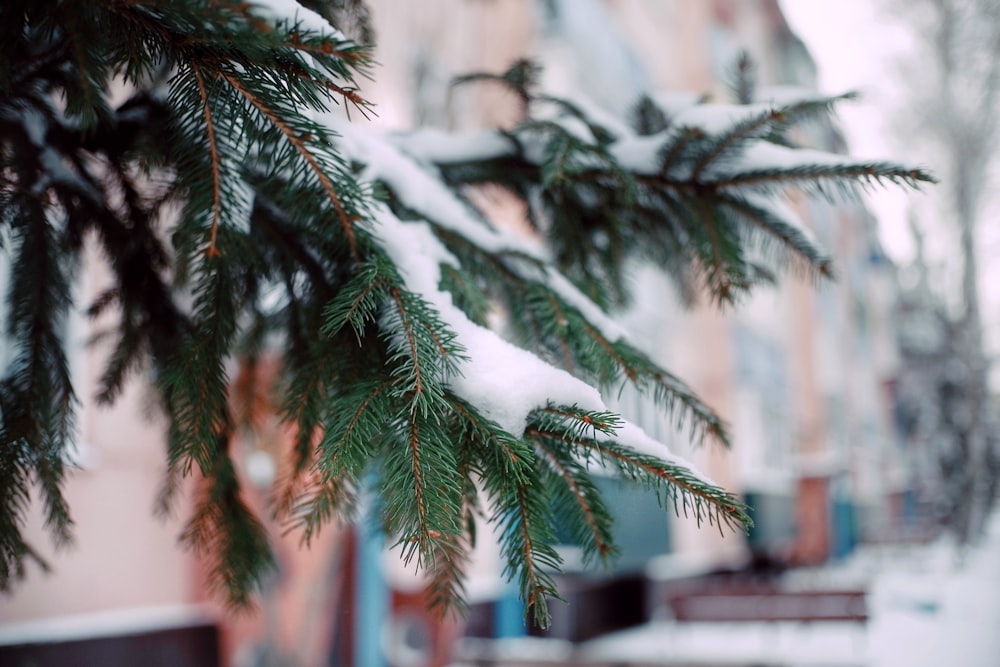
[891,0,1000,543]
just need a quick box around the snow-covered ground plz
[451,512,1000,666]
[868,512,1000,667]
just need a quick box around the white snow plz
[548,113,601,144]
[311,83,836,497]
[336,118,629,345]
[571,513,1000,666]
[602,420,720,487]
[608,132,669,174]
[331,117,716,489]
[583,620,868,666]
[0,604,214,645]
[249,0,347,41]
[868,514,1000,667]
[335,119,532,258]
[607,108,862,182]
[541,91,635,140]
[671,103,776,136]
[370,205,606,436]
[391,129,513,165]
[651,91,701,117]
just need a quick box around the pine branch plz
[272,339,335,509]
[3,206,77,557]
[716,193,834,279]
[219,71,363,263]
[424,528,472,618]
[690,108,783,180]
[191,63,224,257]
[525,422,749,535]
[181,445,274,608]
[158,250,240,476]
[593,441,750,534]
[381,286,467,414]
[0,428,50,586]
[0,4,937,618]
[380,410,464,570]
[532,437,617,566]
[447,396,561,626]
[707,161,935,196]
[452,58,541,109]
[658,127,707,176]
[768,92,859,128]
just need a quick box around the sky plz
[783,0,1000,362]
[779,0,919,263]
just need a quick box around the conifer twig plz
[220,72,361,264]
[191,64,223,257]
[532,441,614,559]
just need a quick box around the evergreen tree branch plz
[181,442,274,608]
[690,108,783,180]
[191,63,224,258]
[717,193,834,278]
[525,425,749,534]
[219,71,362,264]
[447,395,561,626]
[594,441,750,533]
[657,127,705,176]
[3,208,77,553]
[706,161,935,195]
[532,438,616,565]
[0,6,936,617]
[381,410,464,571]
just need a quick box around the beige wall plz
[1,246,193,624]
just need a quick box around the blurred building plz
[333,0,919,660]
[0,1,919,666]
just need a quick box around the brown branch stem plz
[221,72,361,264]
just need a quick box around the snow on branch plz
[1,1,935,622]
[332,112,749,544]
[249,0,349,41]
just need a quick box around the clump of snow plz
[650,91,701,117]
[547,113,601,144]
[539,91,634,140]
[671,103,776,135]
[392,129,513,166]
[370,205,605,435]
[335,118,534,258]
[609,132,670,174]
[337,121,712,486]
[325,99,733,485]
[336,118,629,345]
[249,0,347,41]
[541,267,626,341]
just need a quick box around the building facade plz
[1,2,914,666]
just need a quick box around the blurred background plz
[2,0,999,665]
